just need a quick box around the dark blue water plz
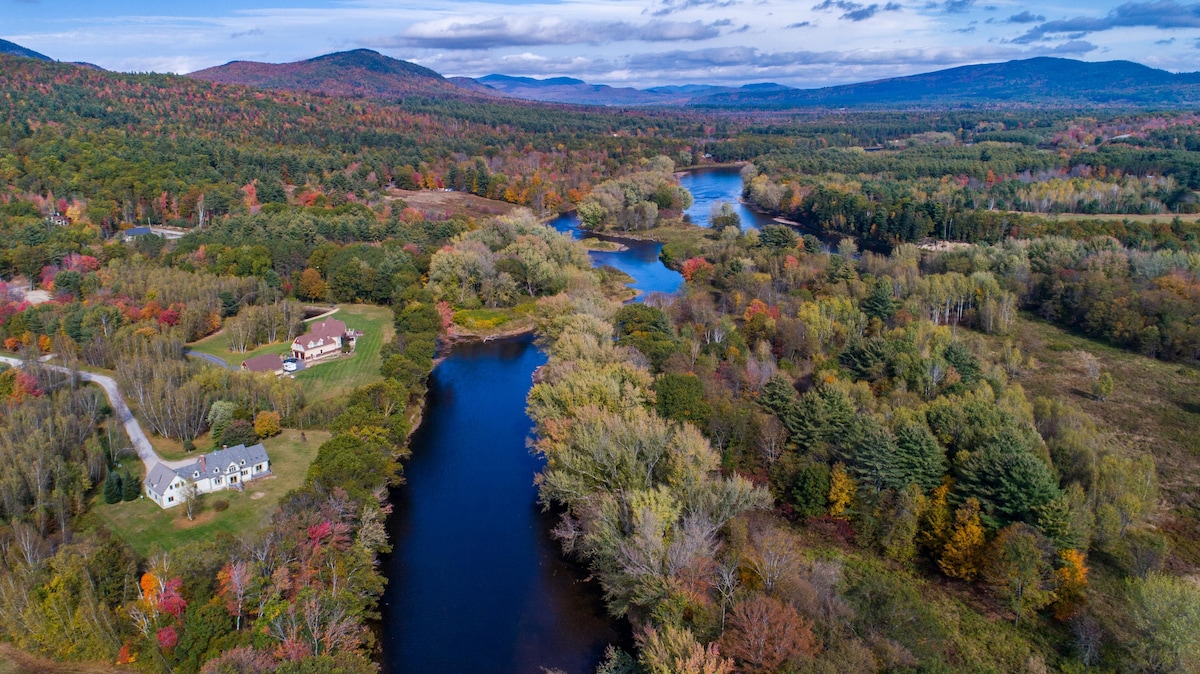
[379,335,620,674]
[548,213,684,298]
[678,166,775,231]
[381,175,716,673]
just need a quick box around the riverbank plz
[585,219,709,247]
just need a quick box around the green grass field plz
[290,304,393,401]
[187,303,394,402]
[94,429,330,556]
[1008,211,1200,224]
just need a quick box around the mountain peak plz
[186,49,471,100]
[0,38,51,62]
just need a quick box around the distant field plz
[976,316,1200,565]
[1009,211,1200,224]
[0,644,119,674]
[981,316,1200,501]
[94,429,330,556]
[386,188,518,220]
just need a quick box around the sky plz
[4,0,1200,88]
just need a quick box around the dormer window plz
[193,471,199,478]
[240,460,246,466]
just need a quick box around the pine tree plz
[122,469,140,501]
[954,429,1061,530]
[893,417,947,491]
[861,277,897,321]
[103,471,122,504]
[842,417,905,493]
[943,340,981,385]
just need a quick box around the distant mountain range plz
[2,37,1199,110]
[453,74,790,106]
[0,38,50,61]
[462,58,1200,108]
[694,57,1200,108]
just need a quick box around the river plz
[378,169,744,674]
[678,165,774,231]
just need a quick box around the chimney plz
[199,456,206,472]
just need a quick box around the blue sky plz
[4,0,1200,87]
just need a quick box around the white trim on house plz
[143,443,270,509]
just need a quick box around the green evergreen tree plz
[790,460,832,518]
[955,429,1061,530]
[103,471,122,504]
[654,373,711,426]
[842,417,906,492]
[121,469,140,501]
[944,341,982,385]
[893,417,947,491]
[861,277,898,321]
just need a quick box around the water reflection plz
[380,335,621,674]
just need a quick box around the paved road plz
[185,349,236,369]
[0,355,190,471]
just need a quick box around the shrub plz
[220,419,258,447]
[212,499,230,512]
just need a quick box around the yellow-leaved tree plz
[1053,548,1089,621]
[828,463,856,517]
[938,497,985,581]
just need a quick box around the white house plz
[291,317,357,363]
[143,443,270,509]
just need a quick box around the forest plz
[531,221,1197,673]
[0,48,1198,674]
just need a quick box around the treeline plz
[527,271,771,672]
[427,209,592,308]
[577,158,694,232]
[0,55,715,233]
[931,236,1200,362]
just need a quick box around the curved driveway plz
[0,355,191,471]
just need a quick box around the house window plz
[168,496,174,503]
[215,477,221,485]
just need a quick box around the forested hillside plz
[533,221,1198,672]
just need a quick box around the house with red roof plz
[241,352,285,375]
[290,317,358,363]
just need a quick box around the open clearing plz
[93,429,330,556]
[977,315,1200,565]
[387,188,518,220]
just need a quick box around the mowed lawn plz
[291,304,393,400]
[94,429,330,556]
[187,303,394,402]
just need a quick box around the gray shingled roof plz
[176,443,269,480]
[144,462,179,493]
